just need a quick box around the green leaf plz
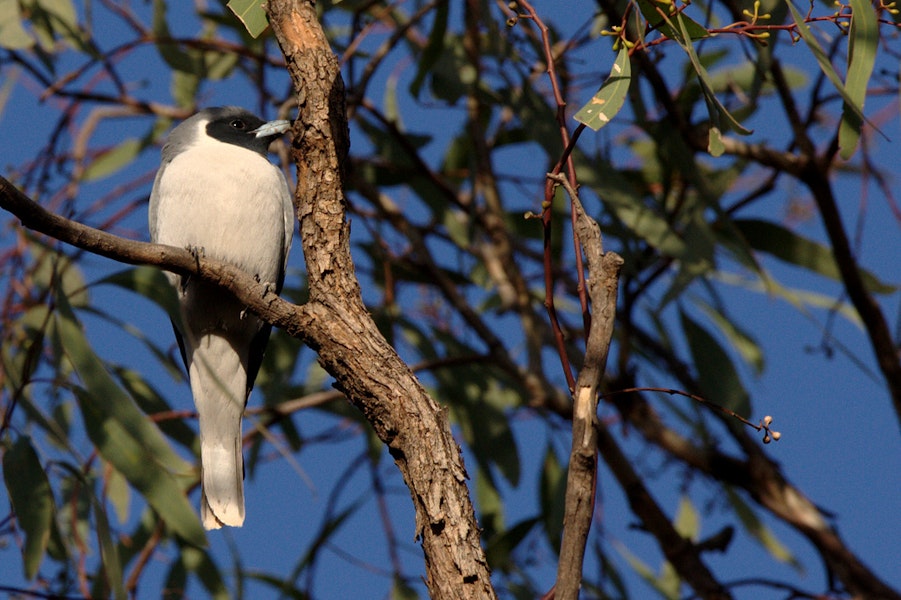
[98,266,182,322]
[734,219,895,294]
[614,541,681,600]
[674,15,752,154]
[106,463,132,524]
[696,300,765,375]
[391,576,420,600]
[153,0,200,73]
[0,0,33,49]
[706,126,725,156]
[25,0,84,52]
[83,138,143,182]
[673,495,699,540]
[539,446,567,550]
[91,483,127,600]
[575,47,632,131]
[476,466,504,537]
[181,545,230,600]
[787,0,868,129]
[680,310,751,416]
[575,160,688,258]
[636,0,709,40]
[410,1,449,98]
[839,0,878,159]
[163,558,187,600]
[485,517,540,573]
[114,366,198,454]
[227,0,270,38]
[3,437,55,579]
[172,69,200,109]
[52,293,206,548]
[725,487,802,571]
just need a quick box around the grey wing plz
[148,161,170,243]
[246,172,293,393]
[279,172,294,294]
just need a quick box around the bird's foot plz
[180,245,206,291]
[253,273,275,297]
[187,245,206,262]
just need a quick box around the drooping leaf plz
[27,240,89,307]
[49,461,127,600]
[787,0,869,129]
[227,0,270,38]
[575,46,632,131]
[734,218,895,294]
[696,300,765,375]
[91,481,127,600]
[636,0,709,40]
[163,558,187,600]
[26,0,84,52]
[410,1,449,98]
[575,159,688,258]
[52,292,206,548]
[181,545,230,600]
[83,138,144,182]
[674,15,752,155]
[106,463,131,524]
[839,0,878,159]
[539,446,567,550]
[391,576,421,600]
[614,541,682,600]
[680,309,751,416]
[485,516,540,573]
[476,465,504,538]
[0,0,33,49]
[113,366,198,453]
[673,495,700,540]
[3,436,56,579]
[98,266,183,323]
[725,487,802,571]
[153,0,200,73]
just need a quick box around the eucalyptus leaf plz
[3,436,55,579]
[680,309,751,416]
[787,0,869,129]
[575,47,632,131]
[83,138,143,182]
[0,0,33,49]
[636,0,709,40]
[734,218,894,294]
[673,495,700,540]
[52,292,206,548]
[725,487,802,570]
[839,0,878,159]
[227,0,270,38]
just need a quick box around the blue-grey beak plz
[252,119,291,138]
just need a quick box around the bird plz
[149,106,294,529]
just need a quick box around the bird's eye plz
[230,119,246,130]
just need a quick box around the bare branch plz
[547,172,623,600]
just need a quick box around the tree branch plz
[547,173,623,599]
[0,175,307,338]
[264,2,498,597]
[3,2,500,595]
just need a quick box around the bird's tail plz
[188,333,247,529]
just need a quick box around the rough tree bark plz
[263,3,497,596]
[0,1,499,597]
[548,174,624,600]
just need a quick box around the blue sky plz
[1,1,900,598]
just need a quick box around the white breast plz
[152,140,290,282]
